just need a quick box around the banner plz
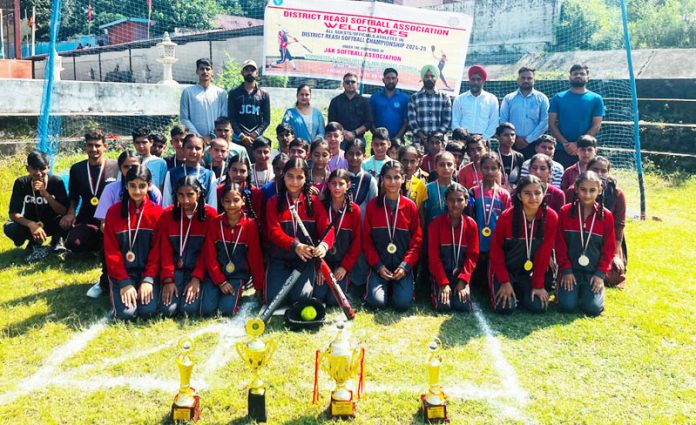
[263,0,473,94]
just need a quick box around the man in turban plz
[407,64,452,145]
[451,65,499,139]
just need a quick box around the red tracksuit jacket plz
[265,193,335,260]
[428,213,480,286]
[104,197,163,287]
[363,195,422,272]
[489,206,559,289]
[193,213,265,290]
[556,203,616,278]
[158,205,218,282]
[324,202,362,271]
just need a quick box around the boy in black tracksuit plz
[5,151,69,258]
[227,59,271,160]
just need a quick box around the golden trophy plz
[313,322,365,418]
[420,337,450,422]
[236,319,277,423]
[171,336,202,422]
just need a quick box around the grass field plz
[0,152,694,425]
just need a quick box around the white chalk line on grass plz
[472,303,536,424]
[0,316,108,404]
[2,302,534,423]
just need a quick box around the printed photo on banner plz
[263,0,473,93]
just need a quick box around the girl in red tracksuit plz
[218,154,264,228]
[363,160,422,311]
[104,165,163,321]
[556,171,616,316]
[428,183,479,312]
[570,156,627,288]
[309,138,331,195]
[489,175,559,314]
[158,175,217,317]
[265,158,335,307]
[194,182,265,316]
[315,169,361,305]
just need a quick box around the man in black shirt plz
[328,72,373,148]
[4,151,69,260]
[228,59,271,161]
[60,129,118,253]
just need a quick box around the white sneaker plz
[86,282,103,298]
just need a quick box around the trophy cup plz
[236,319,277,423]
[420,337,450,423]
[313,322,365,418]
[171,336,202,422]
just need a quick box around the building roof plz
[99,18,154,30]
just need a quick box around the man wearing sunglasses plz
[328,72,373,148]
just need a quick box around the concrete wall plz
[0,79,339,116]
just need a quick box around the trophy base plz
[328,391,356,419]
[421,394,449,423]
[248,389,267,423]
[171,395,201,422]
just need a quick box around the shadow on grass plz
[0,246,101,277]
[438,281,584,344]
[1,283,109,337]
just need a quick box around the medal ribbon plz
[523,213,536,264]
[220,219,244,266]
[286,193,300,236]
[184,164,201,179]
[329,205,347,239]
[480,183,499,231]
[252,164,269,188]
[127,201,146,256]
[451,217,465,269]
[86,160,106,198]
[383,196,400,245]
[577,203,597,256]
[354,172,365,203]
[178,207,196,260]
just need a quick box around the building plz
[99,18,153,45]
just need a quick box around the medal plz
[479,183,499,239]
[383,196,400,256]
[523,260,534,271]
[577,204,597,269]
[523,212,536,274]
[86,160,106,207]
[125,200,146,266]
[329,246,337,255]
[225,261,235,274]
[36,221,44,228]
[220,219,243,275]
[125,250,136,263]
[452,267,460,278]
[176,258,184,269]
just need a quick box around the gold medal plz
[90,196,99,206]
[176,258,184,269]
[578,254,590,267]
[452,267,460,278]
[523,260,533,271]
[225,261,235,274]
[387,242,397,254]
[36,221,44,228]
[481,226,492,237]
[125,250,136,263]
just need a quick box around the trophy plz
[171,336,202,422]
[236,319,277,423]
[313,322,365,418]
[420,337,450,423]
